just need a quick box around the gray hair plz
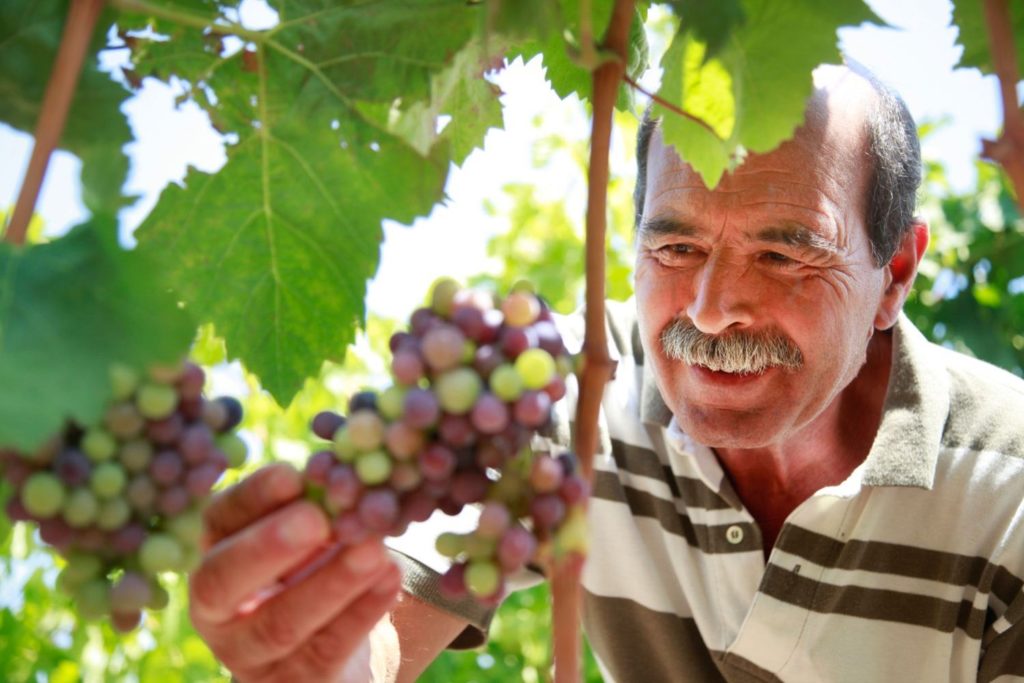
[633,65,921,268]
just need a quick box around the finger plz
[202,463,303,549]
[247,562,403,682]
[209,540,397,670]
[190,500,330,626]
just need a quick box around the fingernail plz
[278,506,326,548]
[344,542,385,575]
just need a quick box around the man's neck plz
[714,330,895,557]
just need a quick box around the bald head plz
[634,63,921,267]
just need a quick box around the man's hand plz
[189,463,402,682]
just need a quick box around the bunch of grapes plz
[305,280,589,604]
[0,361,247,631]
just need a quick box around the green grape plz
[119,439,154,473]
[515,348,556,390]
[355,450,392,486]
[74,578,111,620]
[347,411,385,451]
[167,508,204,546]
[461,340,477,364]
[82,428,117,462]
[58,554,104,595]
[147,582,170,610]
[378,385,407,421]
[555,506,589,555]
[217,433,247,468]
[430,277,460,316]
[435,532,465,558]
[464,561,500,598]
[90,462,127,499]
[21,472,65,518]
[332,427,357,462]
[110,363,140,401]
[139,534,184,574]
[464,534,496,561]
[435,368,483,415]
[136,383,178,420]
[489,364,524,401]
[62,488,100,528]
[148,360,184,384]
[96,498,132,530]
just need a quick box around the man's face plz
[634,106,891,449]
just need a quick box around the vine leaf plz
[951,0,1024,76]
[0,0,133,216]
[511,0,648,111]
[0,219,194,451]
[655,0,879,187]
[125,0,495,404]
[664,0,746,60]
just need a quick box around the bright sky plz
[0,0,1007,322]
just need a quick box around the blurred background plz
[1,0,1022,680]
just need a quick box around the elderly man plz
[188,64,1024,682]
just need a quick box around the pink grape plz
[470,394,509,434]
[438,414,476,448]
[157,487,190,516]
[324,465,362,513]
[418,444,456,482]
[177,363,205,401]
[530,494,566,530]
[501,291,540,327]
[451,305,485,339]
[559,475,590,505]
[500,326,537,358]
[399,488,437,524]
[384,421,425,460]
[179,424,213,465]
[146,414,184,445]
[477,502,511,538]
[148,452,183,487]
[472,346,505,380]
[533,320,565,356]
[186,463,221,498]
[391,349,425,385]
[513,390,551,428]
[409,308,439,337]
[439,564,468,599]
[388,462,422,492]
[497,526,537,571]
[402,389,440,429]
[529,456,564,494]
[111,523,146,554]
[450,471,489,505]
[305,450,335,487]
[421,325,466,372]
[357,490,399,534]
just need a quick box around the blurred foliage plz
[906,157,1024,374]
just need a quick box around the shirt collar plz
[638,312,948,489]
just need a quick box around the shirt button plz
[726,525,744,544]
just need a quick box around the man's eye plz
[762,251,794,265]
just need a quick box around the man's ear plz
[874,220,929,330]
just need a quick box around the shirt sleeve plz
[977,589,1024,682]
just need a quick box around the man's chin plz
[673,404,788,450]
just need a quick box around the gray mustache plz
[659,318,804,374]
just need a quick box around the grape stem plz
[552,2,633,682]
[980,0,1024,206]
[5,0,106,245]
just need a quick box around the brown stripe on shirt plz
[583,590,728,683]
[593,470,761,553]
[760,564,988,638]
[609,437,734,511]
[777,524,1024,605]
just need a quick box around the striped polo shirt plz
[393,302,1024,682]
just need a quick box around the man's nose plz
[685,253,755,335]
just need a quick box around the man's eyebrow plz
[637,217,700,238]
[755,225,838,255]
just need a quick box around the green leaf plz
[0,0,132,215]
[386,40,505,166]
[655,0,878,186]
[121,1,495,403]
[0,219,194,450]
[511,0,647,111]
[950,0,1024,77]
[664,0,746,59]
[136,50,447,403]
